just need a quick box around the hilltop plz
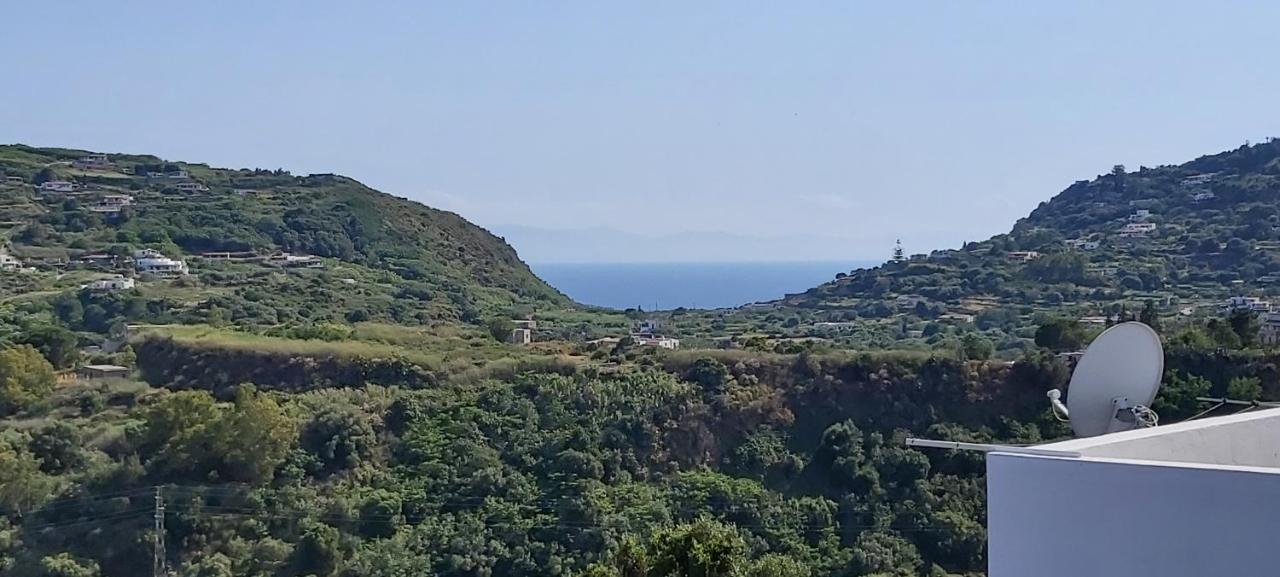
[0,144,569,328]
[658,140,1280,354]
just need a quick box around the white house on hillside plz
[89,276,135,291]
[134,249,187,277]
[635,335,680,349]
[1128,209,1152,222]
[39,181,77,193]
[88,194,133,214]
[1225,296,1271,312]
[0,252,22,271]
[1180,173,1216,186]
[1118,222,1157,237]
[174,181,209,192]
[73,153,110,169]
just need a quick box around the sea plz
[531,261,878,310]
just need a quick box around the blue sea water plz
[531,261,878,310]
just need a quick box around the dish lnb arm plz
[1048,388,1070,422]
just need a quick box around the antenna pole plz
[153,487,166,577]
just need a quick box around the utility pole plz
[153,487,167,577]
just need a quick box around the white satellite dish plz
[1049,321,1164,437]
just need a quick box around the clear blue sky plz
[4,1,1279,262]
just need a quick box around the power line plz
[21,483,976,538]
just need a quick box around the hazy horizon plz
[5,2,1280,262]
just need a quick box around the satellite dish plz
[1051,322,1164,437]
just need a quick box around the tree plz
[851,531,923,576]
[685,357,731,394]
[486,317,514,342]
[0,443,53,516]
[1025,252,1086,283]
[19,324,79,369]
[40,553,100,577]
[0,345,57,415]
[28,421,83,474]
[301,405,376,476]
[747,556,809,577]
[141,386,296,483]
[358,490,403,538]
[1033,317,1087,352]
[1225,237,1250,260]
[1138,300,1161,333]
[1227,376,1263,402]
[1227,309,1261,348]
[1153,371,1212,420]
[208,385,297,483]
[959,333,993,361]
[1168,325,1214,351]
[648,519,748,577]
[295,522,342,576]
[31,167,57,185]
[1206,318,1242,349]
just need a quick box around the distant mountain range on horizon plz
[490,223,900,264]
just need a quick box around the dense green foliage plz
[4,141,1280,577]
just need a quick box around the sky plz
[4,1,1280,263]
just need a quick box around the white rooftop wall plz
[989,452,1280,577]
[989,409,1280,576]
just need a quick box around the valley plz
[1,142,1279,577]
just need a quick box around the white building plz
[1118,222,1157,237]
[88,194,133,213]
[1128,209,1152,222]
[509,328,532,345]
[265,253,323,268]
[99,194,132,206]
[989,408,1280,577]
[38,181,77,193]
[0,252,22,271]
[635,335,680,349]
[73,153,110,169]
[134,249,188,277]
[1180,173,1216,186]
[636,319,662,334]
[174,181,209,192]
[1259,312,1280,345]
[1225,295,1271,312]
[88,276,135,291]
[1005,251,1041,261]
[1065,239,1100,250]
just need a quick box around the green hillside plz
[1,141,1277,577]
[0,144,568,327]
[658,140,1280,355]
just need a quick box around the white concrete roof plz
[1038,407,1280,469]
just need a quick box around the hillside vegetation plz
[2,141,1278,577]
[658,140,1280,356]
[0,144,567,328]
